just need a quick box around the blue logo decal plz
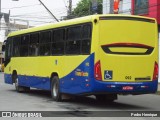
[104,70,113,80]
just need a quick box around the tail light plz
[94,60,102,80]
[152,62,158,80]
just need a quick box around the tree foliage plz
[71,0,102,18]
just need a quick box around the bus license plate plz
[122,86,133,90]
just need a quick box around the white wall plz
[103,0,131,14]
[103,0,108,14]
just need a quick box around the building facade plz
[103,0,131,14]
[131,0,160,24]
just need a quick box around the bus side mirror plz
[2,40,6,52]
[2,45,5,52]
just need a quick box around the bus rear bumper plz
[92,80,158,95]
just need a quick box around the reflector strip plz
[101,43,154,55]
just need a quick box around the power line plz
[10,10,67,20]
[10,8,67,17]
[11,19,53,23]
[1,4,41,10]
[38,0,59,22]
[62,0,68,11]
[10,16,54,19]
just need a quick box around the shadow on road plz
[8,89,148,110]
[59,96,149,111]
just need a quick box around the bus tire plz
[51,76,62,102]
[14,75,30,92]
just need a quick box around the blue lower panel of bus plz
[4,73,158,94]
[4,73,92,93]
[4,74,13,84]
[4,74,50,90]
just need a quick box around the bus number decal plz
[125,76,132,80]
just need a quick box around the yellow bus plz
[4,14,158,102]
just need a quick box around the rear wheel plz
[51,76,62,101]
[14,74,30,92]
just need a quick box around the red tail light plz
[152,62,158,80]
[94,60,102,80]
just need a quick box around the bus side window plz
[2,40,6,52]
[13,36,21,57]
[20,35,29,57]
[29,33,39,56]
[66,26,81,55]
[39,31,51,56]
[5,38,12,59]
[4,37,12,66]
[81,24,92,54]
[52,29,65,55]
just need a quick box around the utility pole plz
[68,0,72,16]
[38,0,59,22]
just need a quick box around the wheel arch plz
[50,72,59,78]
[50,72,59,88]
[12,70,17,83]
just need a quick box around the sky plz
[0,0,81,42]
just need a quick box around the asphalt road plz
[0,72,160,119]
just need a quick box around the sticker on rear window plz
[104,70,113,80]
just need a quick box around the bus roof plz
[8,14,156,37]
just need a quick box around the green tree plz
[72,0,102,18]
